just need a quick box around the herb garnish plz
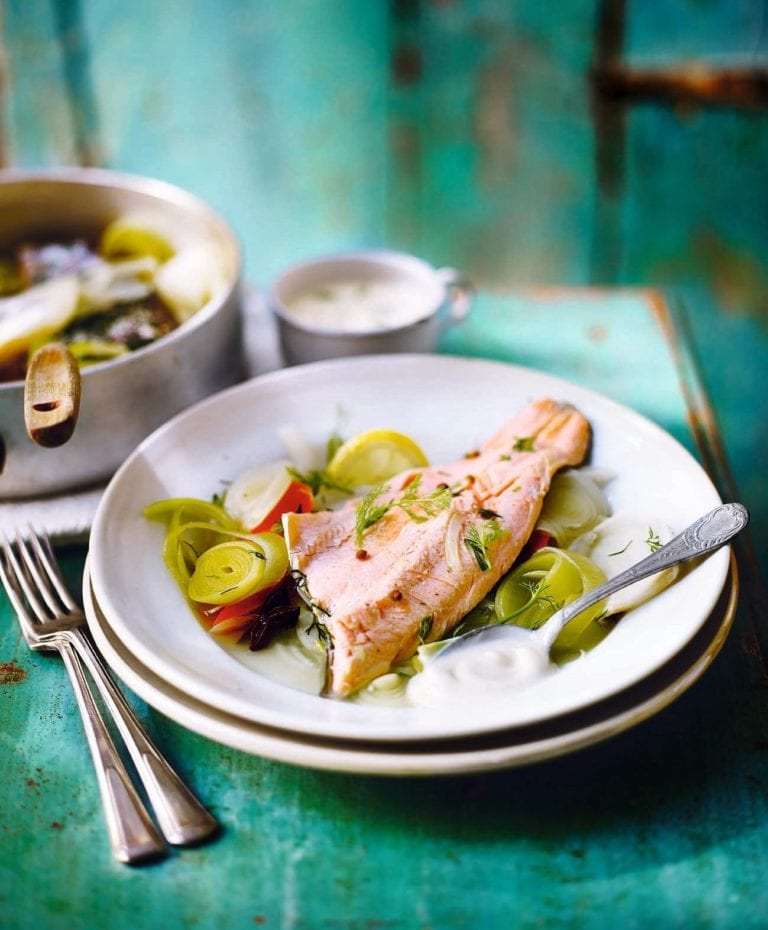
[518,578,563,626]
[396,476,452,523]
[608,540,632,557]
[513,436,535,452]
[354,477,453,546]
[418,615,434,643]
[290,569,330,616]
[326,430,344,462]
[286,465,352,496]
[464,518,506,571]
[645,528,662,552]
[355,484,393,547]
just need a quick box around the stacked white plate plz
[84,356,736,775]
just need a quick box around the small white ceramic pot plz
[268,249,472,366]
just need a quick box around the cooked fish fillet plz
[282,398,591,696]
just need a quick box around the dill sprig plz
[464,517,506,571]
[645,527,662,552]
[519,578,563,622]
[396,475,453,523]
[353,477,453,546]
[355,484,393,547]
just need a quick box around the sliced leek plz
[144,496,237,530]
[494,546,608,663]
[188,540,269,604]
[144,497,288,602]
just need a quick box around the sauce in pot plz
[283,277,434,333]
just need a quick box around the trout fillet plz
[282,398,591,696]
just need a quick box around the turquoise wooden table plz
[2,0,768,926]
[2,288,768,929]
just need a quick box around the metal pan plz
[0,168,243,499]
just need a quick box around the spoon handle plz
[541,502,748,646]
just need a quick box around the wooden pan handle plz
[24,342,82,448]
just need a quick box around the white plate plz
[83,560,738,775]
[88,355,730,743]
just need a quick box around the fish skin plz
[283,398,591,696]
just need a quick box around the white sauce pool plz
[283,277,433,333]
[406,640,553,708]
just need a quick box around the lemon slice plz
[100,212,177,262]
[327,428,428,487]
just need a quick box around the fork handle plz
[57,640,167,863]
[68,628,219,846]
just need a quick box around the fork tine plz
[25,529,80,614]
[4,531,59,621]
[0,537,43,640]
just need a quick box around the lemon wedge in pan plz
[0,275,80,364]
[327,428,429,488]
[100,212,177,262]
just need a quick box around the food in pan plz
[0,213,228,382]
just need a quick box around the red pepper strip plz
[249,481,314,533]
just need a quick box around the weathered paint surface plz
[1,2,767,927]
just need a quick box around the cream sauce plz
[406,639,553,708]
[283,277,433,333]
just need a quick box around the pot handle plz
[24,343,82,448]
[436,267,474,324]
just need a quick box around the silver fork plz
[0,529,219,864]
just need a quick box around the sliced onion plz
[536,469,612,546]
[154,242,230,322]
[78,256,157,311]
[224,461,293,528]
[571,515,678,614]
[443,510,463,574]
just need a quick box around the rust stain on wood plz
[592,64,768,112]
[391,42,423,85]
[391,0,423,86]
[0,661,26,684]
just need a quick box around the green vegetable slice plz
[494,546,608,663]
[144,497,237,530]
[187,532,289,605]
